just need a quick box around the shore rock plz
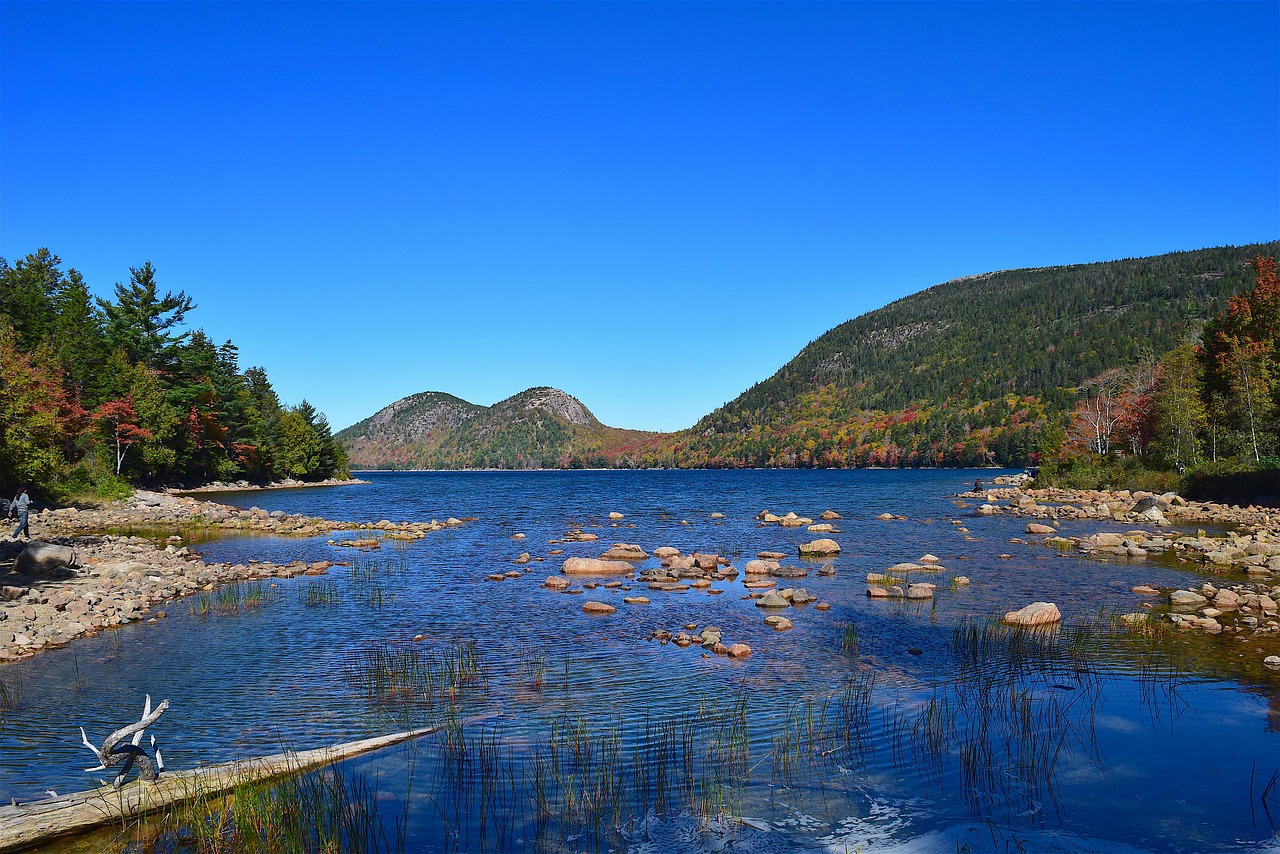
[15,543,77,574]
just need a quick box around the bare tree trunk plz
[1239,362,1260,462]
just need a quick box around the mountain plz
[340,242,1277,471]
[643,241,1280,468]
[336,387,662,469]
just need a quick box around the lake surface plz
[2,469,1278,852]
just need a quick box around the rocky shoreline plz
[0,490,466,662]
[964,479,1280,669]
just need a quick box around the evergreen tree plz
[99,262,195,371]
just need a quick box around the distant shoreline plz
[170,477,370,495]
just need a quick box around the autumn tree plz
[1200,255,1279,462]
[0,323,84,483]
[94,397,153,476]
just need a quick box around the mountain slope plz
[335,391,484,469]
[337,387,662,469]
[646,241,1279,468]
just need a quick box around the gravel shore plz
[0,490,465,662]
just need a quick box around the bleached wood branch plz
[100,696,169,757]
[79,727,107,772]
[76,695,171,786]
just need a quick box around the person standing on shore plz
[10,486,31,540]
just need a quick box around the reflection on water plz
[2,470,1278,852]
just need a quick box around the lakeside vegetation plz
[4,242,1275,500]
[1036,253,1279,496]
[0,248,348,500]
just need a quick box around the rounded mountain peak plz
[511,387,598,426]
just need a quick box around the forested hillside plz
[337,387,659,470]
[0,248,348,496]
[643,242,1279,468]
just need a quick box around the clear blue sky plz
[2,2,1277,433]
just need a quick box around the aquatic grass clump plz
[346,640,486,707]
[418,689,754,852]
[364,586,393,608]
[187,581,277,616]
[836,619,860,656]
[300,581,341,607]
[112,765,401,854]
[0,672,22,713]
[516,647,549,690]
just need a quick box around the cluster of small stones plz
[976,487,1280,669]
[0,536,339,661]
[1127,581,1280,645]
[1011,519,1280,578]
[649,624,752,658]
[532,541,834,649]
[865,554,957,600]
[755,508,843,532]
[39,490,466,541]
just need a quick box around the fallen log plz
[0,716,491,853]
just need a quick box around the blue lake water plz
[2,469,1278,852]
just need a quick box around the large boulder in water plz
[798,539,840,556]
[15,542,77,574]
[1002,602,1061,627]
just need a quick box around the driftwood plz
[78,695,169,789]
[0,719,479,853]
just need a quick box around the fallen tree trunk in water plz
[0,718,486,853]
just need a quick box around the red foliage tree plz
[95,397,153,476]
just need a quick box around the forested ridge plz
[0,248,348,498]
[646,242,1279,469]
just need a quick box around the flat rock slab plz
[562,557,633,575]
